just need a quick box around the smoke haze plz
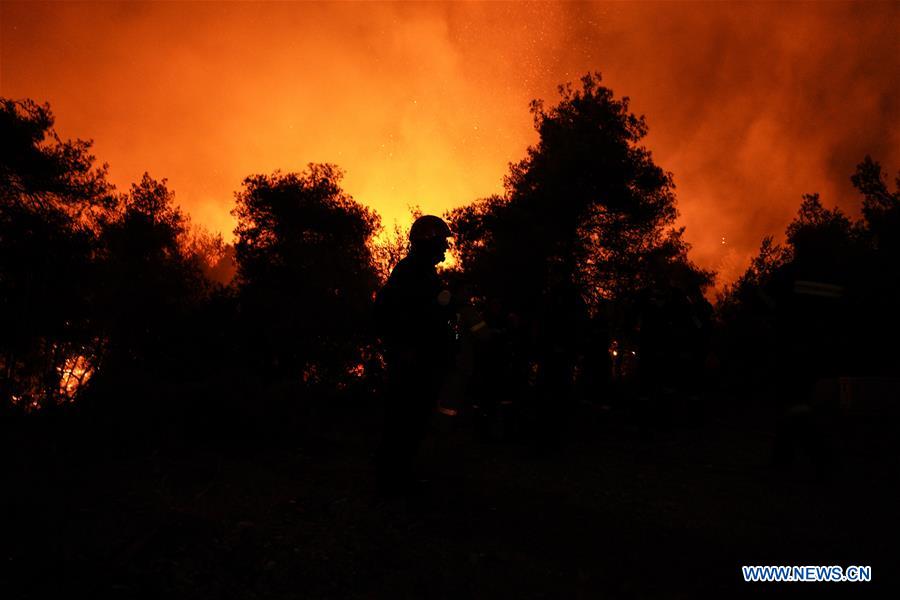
[2,1,898,286]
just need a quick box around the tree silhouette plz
[717,157,900,390]
[0,98,114,409]
[853,155,900,249]
[93,174,210,385]
[371,216,414,285]
[848,156,900,374]
[449,73,711,334]
[232,164,380,383]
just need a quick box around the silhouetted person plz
[635,286,671,419]
[470,297,510,441]
[679,286,713,417]
[374,215,454,497]
[533,264,586,450]
[769,261,846,473]
[579,315,612,404]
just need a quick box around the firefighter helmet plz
[409,215,451,243]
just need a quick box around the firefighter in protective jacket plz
[374,215,455,496]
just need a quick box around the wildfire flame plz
[57,354,96,401]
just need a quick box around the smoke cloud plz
[2,1,898,287]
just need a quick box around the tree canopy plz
[449,73,711,326]
[0,99,115,408]
[717,156,900,383]
[232,165,381,382]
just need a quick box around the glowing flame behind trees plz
[57,352,97,401]
[1,95,410,409]
[0,99,115,410]
[6,77,896,413]
[1,98,219,410]
[371,220,410,285]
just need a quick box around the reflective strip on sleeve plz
[793,280,844,298]
[470,321,487,333]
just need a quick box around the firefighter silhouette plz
[374,215,455,496]
[768,262,846,473]
[533,262,586,450]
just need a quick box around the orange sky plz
[2,1,898,287]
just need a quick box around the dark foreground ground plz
[2,391,897,599]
